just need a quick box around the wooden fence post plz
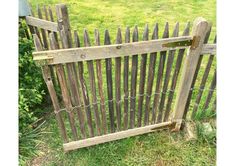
[173,17,209,131]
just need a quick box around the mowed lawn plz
[28,0,216,165]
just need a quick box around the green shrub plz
[19,21,47,164]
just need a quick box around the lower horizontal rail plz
[63,121,173,152]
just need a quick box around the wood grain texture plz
[26,16,58,32]
[130,26,139,129]
[37,5,49,49]
[84,30,102,135]
[29,5,42,43]
[144,23,158,125]
[173,17,209,131]
[74,31,94,137]
[94,29,107,134]
[158,22,179,123]
[137,24,149,127]
[115,28,122,131]
[63,121,173,152]
[123,27,130,130]
[48,6,59,48]
[104,30,115,133]
[33,36,192,64]
[183,25,212,119]
[152,22,169,124]
[164,22,190,122]
[33,34,68,143]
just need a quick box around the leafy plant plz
[19,20,48,164]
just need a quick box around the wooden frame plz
[33,36,192,63]
[26,3,216,152]
[173,17,210,131]
[26,16,58,32]
[63,121,173,151]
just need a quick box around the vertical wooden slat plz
[144,23,158,125]
[212,98,216,112]
[137,24,149,127]
[74,31,94,137]
[173,18,209,131]
[37,5,49,49]
[55,63,78,140]
[202,70,216,111]
[33,34,68,143]
[49,32,87,139]
[123,27,130,130]
[42,5,59,90]
[94,29,107,134]
[29,5,42,42]
[183,24,212,119]
[115,28,122,131]
[152,22,169,124]
[84,30,102,136]
[48,6,59,48]
[157,22,179,123]
[55,4,73,48]
[130,26,139,129]
[164,22,190,122]
[191,36,216,118]
[104,30,115,133]
[56,4,91,138]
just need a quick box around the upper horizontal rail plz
[26,16,58,32]
[33,36,216,65]
[33,36,192,64]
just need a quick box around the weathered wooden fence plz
[24,3,216,151]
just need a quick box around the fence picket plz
[163,22,190,121]
[33,34,68,143]
[152,22,169,124]
[202,69,216,111]
[130,26,139,129]
[37,5,49,49]
[74,31,94,137]
[137,24,149,127]
[123,27,130,130]
[144,23,158,125]
[158,22,179,123]
[95,29,107,134]
[191,36,216,118]
[48,6,59,48]
[84,30,102,135]
[105,30,115,133]
[115,28,122,131]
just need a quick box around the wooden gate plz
[25,4,216,152]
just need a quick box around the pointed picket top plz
[172,22,179,37]
[162,22,169,38]
[104,29,111,45]
[116,27,122,44]
[83,29,91,47]
[142,24,149,41]
[182,22,190,36]
[132,25,138,42]
[152,23,159,40]
[95,29,101,46]
[74,30,80,47]
[125,27,130,43]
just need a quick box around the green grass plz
[26,0,216,165]
[29,116,215,166]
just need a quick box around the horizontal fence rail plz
[25,3,216,152]
[32,37,216,65]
